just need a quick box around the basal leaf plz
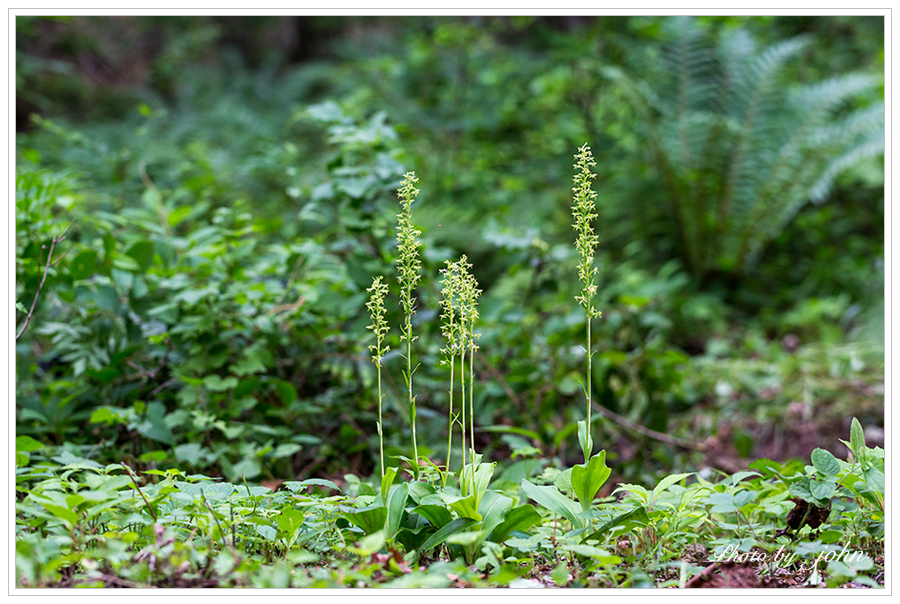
[413,517,478,558]
[571,450,611,512]
[490,504,541,543]
[386,483,408,539]
[521,479,583,529]
[343,505,388,536]
[381,466,398,504]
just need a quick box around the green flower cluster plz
[366,275,390,477]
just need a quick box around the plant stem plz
[407,315,418,470]
[460,345,467,493]
[377,362,384,478]
[469,337,475,470]
[445,354,454,488]
[586,313,592,455]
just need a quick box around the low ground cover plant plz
[15,146,884,588]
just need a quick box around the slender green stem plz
[586,313,591,459]
[377,363,384,478]
[469,337,475,466]
[460,346,467,494]
[445,355,454,487]
[407,316,418,468]
[469,338,476,492]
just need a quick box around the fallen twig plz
[121,462,158,521]
[16,222,73,341]
[591,402,707,452]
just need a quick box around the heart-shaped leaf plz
[811,449,841,478]
[571,450,611,512]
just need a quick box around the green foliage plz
[15,418,882,587]
[606,16,883,278]
[15,16,883,589]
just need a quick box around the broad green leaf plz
[275,508,305,537]
[443,492,481,521]
[445,531,483,546]
[174,443,210,466]
[472,463,495,510]
[134,402,174,445]
[412,504,453,529]
[551,561,570,586]
[381,467,398,504]
[490,504,541,543]
[612,484,649,504]
[730,471,761,486]
[850,418,866,461]
[52,451,104,470]
[863,466,884,496]
[585,506,649,542]
[734,490,757,508]
[653,472,693,498]
[811,449,841,478]
[203,375,238,392]
[16,436,43,453]
[256,524,277,542]
[554,467,573,494]
[843,554,874,572]
[414,517,478,558]
[93,284,120,312]
[283,479,341,493]
[572,450,611,512]
[809,479,837,502]
[406,481,436,504]
[706,492,738,513]
[343,505,387,535]
[41,503,78,526]
[478,490,514,538]
[88,474,132,492]
[386,483,408,539]
[126,240,155,271]
[351,530,386,556]
[69,250,97,280]
[521,479,583,529]
[561,544,622,564]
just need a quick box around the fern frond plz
[808,135,884,203]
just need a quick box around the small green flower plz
[395,171,423,475]
[396,172,422,334]
[571,143,601,463]
[366,276,390,365]
[572,144,602,320]
[366,275,390,478]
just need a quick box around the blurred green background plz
[15,15,884,487]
